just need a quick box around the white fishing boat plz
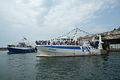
[36,28,103,57]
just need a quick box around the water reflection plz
[101,54,109,61]
[7,53,37,80]
[35,55,110,80]
[0,51,120,80]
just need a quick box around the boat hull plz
[8,47,36,54]
[36,45,102,57]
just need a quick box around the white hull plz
[36,45,102,57]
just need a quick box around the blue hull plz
[8,47,36,54]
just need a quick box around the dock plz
[102,29,120,52]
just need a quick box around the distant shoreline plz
[0,47,7,51]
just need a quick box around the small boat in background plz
[7,38,36,54]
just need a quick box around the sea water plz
[0,51,120,80]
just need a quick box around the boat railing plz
[35,40,82,45]
[8,44,33,48]
[36,40,101,49]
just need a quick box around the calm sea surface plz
[0,51,120,80]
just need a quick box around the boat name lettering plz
[48,48,56,51]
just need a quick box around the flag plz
[23,37,27,40]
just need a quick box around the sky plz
[0,0,120,47]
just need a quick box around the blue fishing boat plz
[7,39,36,54]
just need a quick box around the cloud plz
[0,0,119,46]
[92,25,110,33]
[37,0,118,33]
[0,0,118,29]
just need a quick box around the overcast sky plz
[0,0,120,47]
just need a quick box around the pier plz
[102,36,120,52]
[101,28,120,52]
